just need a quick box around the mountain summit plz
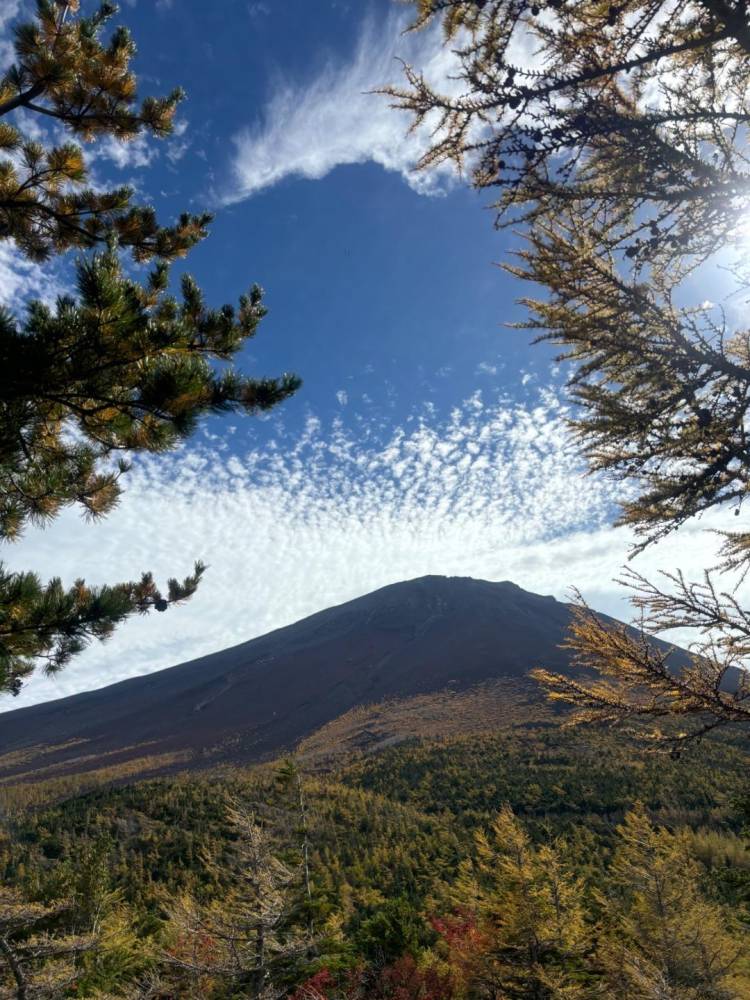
[0,576,607,780]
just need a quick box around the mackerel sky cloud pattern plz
[0,1,744,715]
[3,387,739,711]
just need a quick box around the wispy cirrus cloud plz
[222,12,460,204]
[2,385,740,711]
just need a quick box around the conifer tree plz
[598,804,750,998]
[0,0,207,262]
[0,887,95,1000]
[387,1,750,745]
[385,1,750,267]
[439,805,595,998]
[162,797,308,999]
[0,1,299,695]
[276,758,316,942]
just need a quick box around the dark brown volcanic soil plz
[0,575,691,781]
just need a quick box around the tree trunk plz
[0,935,27,1000]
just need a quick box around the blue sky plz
[120,0,552,428]
[0,0,737,708]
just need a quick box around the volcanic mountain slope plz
[0,575,684,785]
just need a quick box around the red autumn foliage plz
[290,968,338,999]
[429,908,495,991]
[370,955,456,998]
[289,957,456,999]
[429,909,479,948]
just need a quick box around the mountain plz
[0,575,683,786]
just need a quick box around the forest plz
[1,723,750,997]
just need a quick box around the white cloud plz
[336,389,348,406]
[0,243,65,311]
[223,12,460,203]
[85,118,189,173]
[476,361,499,377]
[2,385,740,711]
[0,1,20,71]
[89,134,159,171]
[166,118,190,164]
[11,107,46,143]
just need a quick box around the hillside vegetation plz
[1,721,749,996]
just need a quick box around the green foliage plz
[341,728,750,835]
[0,3,299,694]
[0,560,205,695]
[1,727,749,996]
[1,248,298,541]
[596,804,750,998]
[0,0,202,262]
[351,897,429,965]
